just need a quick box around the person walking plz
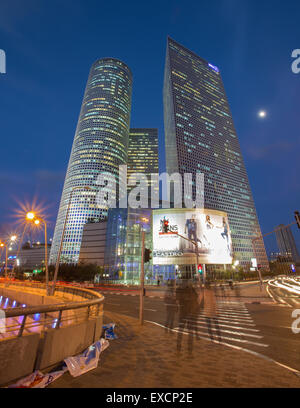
[164,282,177,332]
[203,281,221,343]
[176,281,199,354]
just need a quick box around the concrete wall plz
[37,316,103,370]
[0,333,40,385]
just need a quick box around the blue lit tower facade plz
[163,38,268,268]
[50,58,132,264]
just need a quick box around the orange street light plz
[26,212,35,221]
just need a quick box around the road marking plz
[179,321,263,339]
[194,311,253,320]
[182,317,259,332]
[189,313,254,325]
[146,320,269,350]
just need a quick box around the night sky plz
[0,0,299,253]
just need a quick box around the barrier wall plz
[0,333,40,385]
[0,284,104,386]
[37,317,102,370]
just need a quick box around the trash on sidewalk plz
[8,365,68,388]
[64,338,109,377]
[102,323,118,339]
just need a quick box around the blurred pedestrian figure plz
[219,281,225,300]
[164,281,177,332]
[233,282,241,299]
[157,278,160,286]
[176,281,199,354]
[203,281,221,343]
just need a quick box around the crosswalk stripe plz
[198,316,255,326]
[182,317,259,332]
[173,300,269,348]
[174,327,268,348]
[179,321,263,339]
[215,307,249,313]
[189,313,254,323]
[193,310,253,320]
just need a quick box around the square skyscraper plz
[163,37,268,268]
[127,128,159,200]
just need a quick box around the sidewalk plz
[50,310,300,388]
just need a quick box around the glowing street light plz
[26,212,35,220]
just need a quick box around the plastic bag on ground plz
[8,365,68,388]
[102,323,118,339]
[64,338,109,377]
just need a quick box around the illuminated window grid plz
[50,58,132,264]
[163,37,268,268]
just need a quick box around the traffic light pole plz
[139,230,145,325]
[175,232,205,285]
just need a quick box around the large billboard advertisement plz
[152,209,233,265]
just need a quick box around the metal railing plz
[0,282,104,338]
[0,280,97,300]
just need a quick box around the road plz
[96,281,300,375]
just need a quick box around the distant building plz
[275,224,300,263]
[78,221,107,266]
[5,244,50,270]
[78,205,176,284]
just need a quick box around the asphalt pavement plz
[98,281,300,375]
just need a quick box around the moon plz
[258,110,267,118]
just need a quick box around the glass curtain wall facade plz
[104,208,152,284]
[127,128,159,197]
[50,58,132,264]
[163,37,268,268]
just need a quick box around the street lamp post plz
[12,224,28,276]
[26,212,49,294]
[52,186,92,296]
[0,242,8,280]
[138,216,150,326]
[139,229,145,325]
[36,218,49,293]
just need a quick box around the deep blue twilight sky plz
[0,0,299,253]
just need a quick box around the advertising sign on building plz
[152,209,233,266]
